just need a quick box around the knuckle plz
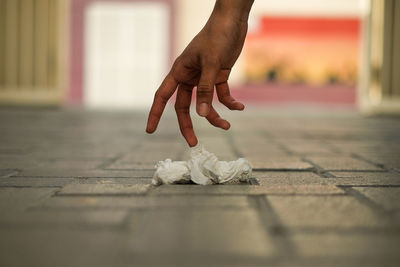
[155,90,168,103]
[174,103,182,112]
[174,103,188,113]
[172,56,186,71]
[173,56,182,67]
[202,56,219,67]
[197,85,212,94]
[217,94,229,104]
[154,90,161,99]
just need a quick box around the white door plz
[84,1,170,109]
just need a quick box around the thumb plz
[196,64,219,117]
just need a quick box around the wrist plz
[213,0,254,22]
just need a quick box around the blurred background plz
[0,0,399,113]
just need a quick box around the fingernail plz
[223,122,231,130]
[198,103,209,117]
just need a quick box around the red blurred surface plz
[230,84,356,107]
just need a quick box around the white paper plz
[152,144,252,185]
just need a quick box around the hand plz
[146,0,253,147]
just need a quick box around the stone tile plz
[354,187,400,211]
[127,209,275,257]
[261,185,344,195]
[0,229,128,267]
[105,161,155,170]
[37,195,249,209]
[293,232,400,258]
[15,169,154,178]
[0,169,19,178]
[36,159,105,170]
[240,147,289,158]
[331,172,400,178]
[58,184,150,195]
[361,155,400,170]
[283,142,338,155]
[74,177,152,185]
[326,172,400,186]
[331,142,400,155]
[267,195,388,228]
[0,177,74,187]
[253,172,325,185]
[29,149,122,159]
[0,210,127,227]
[250,157,313,170]
[0,155,41,169]
[153,184,344,195]
[0,188,57,212]
[120,152,180,162]
[306,156,382,171]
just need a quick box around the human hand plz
[146,0,254,147]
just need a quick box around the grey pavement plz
[0,106,400,267]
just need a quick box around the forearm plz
[213,0,254,22]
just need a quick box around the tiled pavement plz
[0,107,400,267]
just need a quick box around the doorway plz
[83,1,170,109]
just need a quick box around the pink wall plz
[69,0,175,105]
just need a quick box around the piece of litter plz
[152,144,252,185]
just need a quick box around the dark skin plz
[146,0,255,147]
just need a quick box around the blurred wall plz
[0,0,68,106]
[174,0,368,88]
[359,0,400,114]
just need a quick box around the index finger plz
[146,74,178,133]
[175,84,198,147]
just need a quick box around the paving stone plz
[74,177,152,185]
[0,169,19,178]
[330,142,400,155]
[0,177,151,188]
[35,159,105,170]
[0,155,41,169]
[253,171,325,185]
[15,169,154,178]
[105,161,156,170]
[0,177,74,187]
[330,172,400,178]
[267,195,389,228]
[250,157,313,170]
[239,147,289,158]
[0,229,128,267]
[120,151,181,162]
[326,172,400,186]
[153,184,344,195]
[360,155,400,170]
[29,149,122,159]
[293,232,400,258]
[305,156,382,171]
[0,210,127,227]
[37,195,250,209]
[354,187,400,211]
[127,209,275,257]
[1,107,400,266]
[0,188,57,212]
[58,184,150,195]
[283,142,338,155]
